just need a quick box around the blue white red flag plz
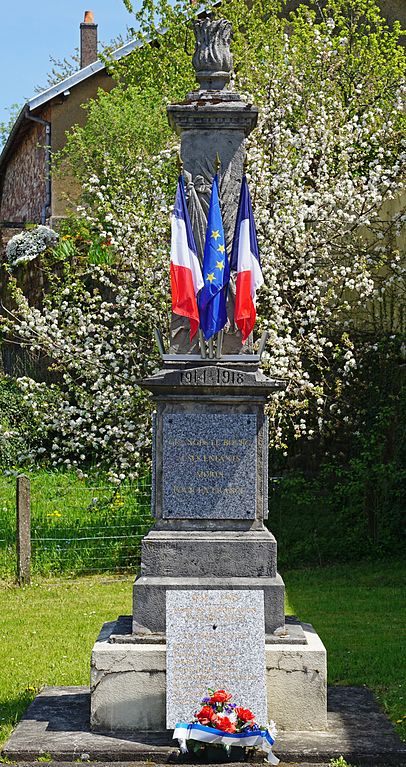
[199,175,230,340]
[230,176,264,341]
[173,722,279,764]
[170,176,204,340]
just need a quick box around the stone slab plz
[90,622,166,732]
[108,615,307,645]
[140,529,277,578]
[162,413,257,519]
[3,685,406,766]
[267,623,327,731]
[133,575,285,635]
[142,362,285,396]
[107,615,306,646]
[166,590,267,728]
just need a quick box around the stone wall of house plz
[0,111,50,224]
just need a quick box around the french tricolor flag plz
[170,176,204,340]
[230,176,264,342]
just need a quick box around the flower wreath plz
[173,688,279,764]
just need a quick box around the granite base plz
[90,618,326,733]
[3,686,406,766]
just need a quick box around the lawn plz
[0,574,133,747]
[0,471,153,577]
[284,558,406,741]
[0,558,404,751]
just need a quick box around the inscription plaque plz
[166,589,267,728]
[162,413,257,518]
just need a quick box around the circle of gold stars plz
[205,231,225,284]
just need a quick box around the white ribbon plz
[173,722,279,765]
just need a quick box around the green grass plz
[284,557,406,741]
[0,471,153,577]
[0,559,404,751]
[0,574,133,747]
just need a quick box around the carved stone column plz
[167,18,258,354]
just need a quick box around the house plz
[0,12,142,255]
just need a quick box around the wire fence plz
[0,490,16,578]
[0,473,153,579]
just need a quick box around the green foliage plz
[0,470,153,578]
[59,84,173,186]
[52,220,116,268]
[270,374,406,566]
[0,574,133,746]
[330,758,354,767]
[285,558,406,740]
[289,0,405,108]
[0,103,22,150]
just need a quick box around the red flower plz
[216,716,237,734]
[196,706,217,726]
[209,689,232,704]
[235,707,256,724]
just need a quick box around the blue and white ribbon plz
[173,722,279,765]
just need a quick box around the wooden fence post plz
[16,474,31,585]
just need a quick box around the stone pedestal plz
[90,618,327,733]
[167,92,258,355]
[167,94,258,252]
[132,360,286,636]
[89,357,328,734]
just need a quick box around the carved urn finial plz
[192,18,233,91]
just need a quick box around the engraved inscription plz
[166,590,267,728]
[162,413,257,519]
[181,367,246,386]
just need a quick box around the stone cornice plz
[167,99,258,135]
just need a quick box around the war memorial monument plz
[89,16,328,736]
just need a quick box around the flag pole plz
[154,327,165,358]
[214,151,223,360]
[199,329,206,359]
[208,338,215,359]
[216,330,224,359]
[177,151,184,176]
[258,330,269,360]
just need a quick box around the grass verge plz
[284,557,406,741]
[0,574,132,747]
[0,558,404,750]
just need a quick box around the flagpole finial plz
[177,152,184,175]
[215,152,221,173]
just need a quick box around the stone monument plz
[90,16,327,736]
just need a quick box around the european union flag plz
[199,175,230,340]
